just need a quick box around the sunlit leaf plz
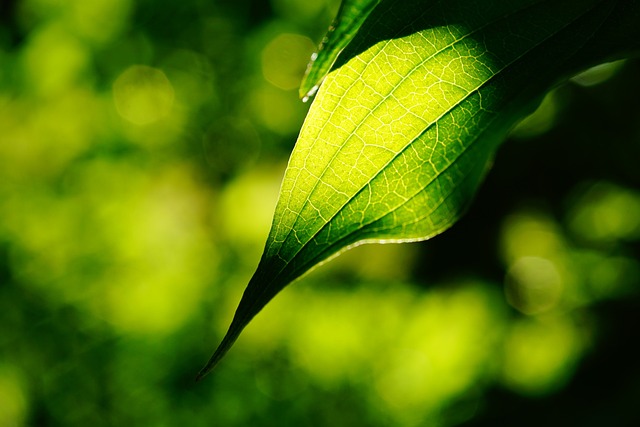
[198,0,640,379]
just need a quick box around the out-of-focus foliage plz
[0,1,638,426]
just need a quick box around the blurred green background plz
[1,0,639,426]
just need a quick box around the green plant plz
[197,0,640,379]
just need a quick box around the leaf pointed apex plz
[197,256,290,380]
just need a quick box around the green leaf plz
[198,0,640,379]
[299,0,381,101]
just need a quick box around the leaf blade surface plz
[198,0,640,379]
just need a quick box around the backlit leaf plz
[198,0,640,379]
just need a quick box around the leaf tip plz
[194,349,222,382]
[196,320,245,381]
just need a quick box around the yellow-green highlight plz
[0,0,638,426]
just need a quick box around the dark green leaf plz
[299,0,381,101]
